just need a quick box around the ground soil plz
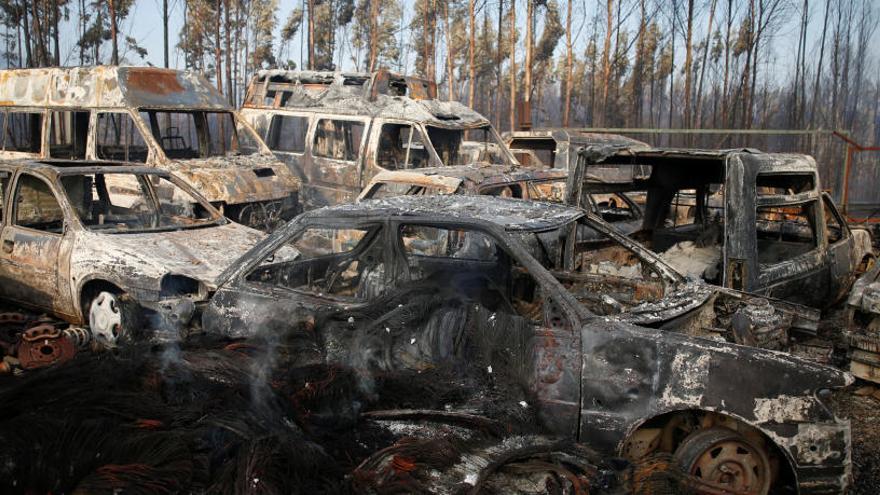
[833,388,880,493]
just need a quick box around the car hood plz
[167,153,301,204]
[74,222,266,291]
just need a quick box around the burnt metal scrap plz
[846,262,880,383]
[202,194,852,494]
[571,145,875,309]
[0,66,301,230]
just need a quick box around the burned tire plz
[88,291,141,347]
[673,427,771,495]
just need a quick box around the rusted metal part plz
[17,323,76,370]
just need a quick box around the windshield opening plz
[139,110,260,159]
[61,173,220,233]
[425,125,511,166]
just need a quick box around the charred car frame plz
[204,195,852,494]
[0,66,301,230]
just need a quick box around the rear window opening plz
[756,202,818,264]
[756,173,815,195]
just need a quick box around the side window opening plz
[312,119,364,162]
[756,202,818,265]
[0,171,9,223]
[96,112,149,162]
[509,138,555,167]
[368,182,452,199]
[376,123,429,170]
[823,197,845,244]
[14,175,64,233]
[48,110,89,159]
[246,226,385,299]
[483,184,524,198]
[4,112,43,153]
[267,115,309,153]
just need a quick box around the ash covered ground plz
[0,301,877,494]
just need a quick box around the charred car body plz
[0,160,268,345]
[571,146,875,309]
[239,69,517,208]
[204,195,851,494]
[504,128,650,170]
[0,66,301,229]
[358,164,643,238]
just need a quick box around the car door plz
[202,219,390,337]
[262,112,311,183]
[823,193,857,302]
[0,172,68,311]
[306,116,370,207]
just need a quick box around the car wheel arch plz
[76,277,130,322]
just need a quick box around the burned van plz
[240,69,517,208]
[0,67,301,230]
[570,147,875,308]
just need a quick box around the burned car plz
[204,195,851,494]
[504,128,650,169]
[240,69,517,208]
[358,165,643,237]
[845,262,880,383]
[0,66,301,229]
[0,160,268,345]
[571,147,875,308]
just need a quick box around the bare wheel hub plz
[89,291,123,345]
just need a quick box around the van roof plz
[0,66,229,110]
[242,69,491,128]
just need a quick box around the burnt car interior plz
[139,109,258,159]
[376,123,430,170]
[59,172,217,231]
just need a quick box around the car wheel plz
[673,427,771,495]
[88,291,140,346]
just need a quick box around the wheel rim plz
[688,438,767,493]
[89,291,123,345]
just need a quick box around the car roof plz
[0,66,229,110]
[2,159,172,177]
[371,165,567,187]
[311,194,584,232]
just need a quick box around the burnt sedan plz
[204,195,851,495]
[0,160,268,345]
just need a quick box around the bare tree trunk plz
[809,0,830,129]
[444,0,455,100]
[721,0,732,125]
[215,0,223,94]
[563,0,573,126]
[108,0,119,64]
[599,0,613,126]
[52,0,60,65]
[368,0,379,71]
[468,0,476,108]
[522,0,533,128]
[163,0,170,67]
[694,0,715,128]
[683,0,694,129]
[225,0,233,104]
[307,0,315,69]
[668,0,676,129]
[509,0,516,131]
[496,0,503,125]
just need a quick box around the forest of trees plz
[0,0,878,147]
